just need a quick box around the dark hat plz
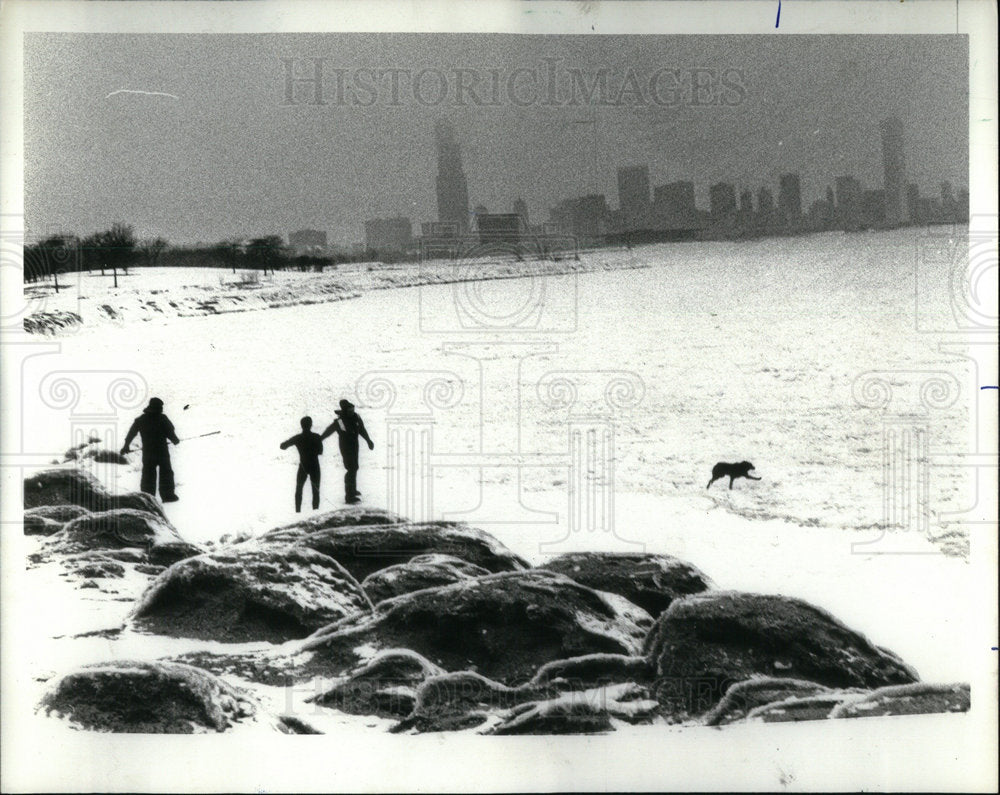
[339,399,355,411]
[147,397,164,409]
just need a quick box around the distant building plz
[550,194,609,238]
[778,173,802,226]
[288,229,327,253]
[861,189,887,228]
[512,198,530,229]
[906,183,922,225]
[756,186,775,226]
[617,165,651,231]
[365,217,413,254]
[709,182,737,226]
[835,176,864,230]
[421,220,459,238]
[435,119,470,234]
[476,213,522,244]
[880,118,908,227]
[738,189,754,227]
[652,181,698,230]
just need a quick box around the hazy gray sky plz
[25,34,967,245]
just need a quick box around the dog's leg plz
[729,477,734,490]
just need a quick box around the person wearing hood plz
[321,399,374,504]
[121,397,181,502]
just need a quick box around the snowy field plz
[5,227,995,789]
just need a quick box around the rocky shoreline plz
[25,467,970,735]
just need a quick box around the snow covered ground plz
[4,228,996,790]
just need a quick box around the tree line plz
[23,224,377,286]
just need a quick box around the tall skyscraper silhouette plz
[778,173,802,227]
[435,119,470,234]
[880,117,907,227]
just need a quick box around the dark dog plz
[707,461,761,490]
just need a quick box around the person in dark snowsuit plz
[321,399,374,504]
[121,397,180,502]
[280,416,324,512]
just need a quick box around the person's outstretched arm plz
[320,421,339,441]
[121,418,140,454]
[358,417,374,450]
[279,434,298,450]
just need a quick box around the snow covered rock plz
[540,551,715,616]
[487,683,659,735]
[646,591,920,716]
[391,670,545,734]
[742,692,864,723]
[703,677,835,726]
[309,649,446,718]
[24,504,92,524]
[147,540,205,567]
[829,682,970,719]
[39,660,259,733]
[24,514,62,536]
[528,653,654,691]
[55,509,181,553]
[23,467,169,520]
[23,468,110,511]
[258,520,529,580]
[110,491,170,520]
[131,545,372,643]
[361,554,491,603]
[263,506,406,538]
[295,570,653,685]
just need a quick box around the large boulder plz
[24,514,62,536]
[742,693,864,723]
[646,591,919,716]
[23,468,168,520]
[25,504,92,524]
[39,660,259,733]
[309,649,445,718]
[487,683,659,735]
[257,520,529,580]
[55,509,181,553]
[111,491,170,520]
[361,554,491,603]
[24,468,108,511]
[540,552,714,616]
[295,570,653,685]
[830,682,970,719]
[704,677,835,726]
[529,653,654,691]
[131,545,373,643]
[268,506,406,533]
[147,540,206,567]
[392,671,544,733]
[394,673,657,735]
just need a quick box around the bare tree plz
[139,237,168,268]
